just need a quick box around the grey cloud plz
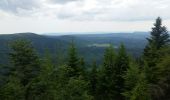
[0,0,40,14]
[50,0,80,4]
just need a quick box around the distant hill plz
[0,32,149,65]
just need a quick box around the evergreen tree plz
[78,57,87,79]
[9,40,40,86]
[55,43,65,66]
[64,78,92,100]
[130,72,151,100]
[67,41,80,77]
[89,60,98,99]
[123,62,140,99]
[1,76,25,100]
[114,44,129,100]
[124,63,151,100]
[151,55,170,100]
[97,45,116,100]
[26,49,55,100]
[144,17,170,67]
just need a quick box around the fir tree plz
[89,60,98,99]
[97,45,116,100]
[114,44,129,100]
[9,40,40,86]
[144,17,170,67]
[26,49,55,100]
[0,76,24,100]
[130,72,151,100]
[67,41,80,77]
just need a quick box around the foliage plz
[0,17,170,100]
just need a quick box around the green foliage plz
[97,45,116,100]
[0,17,170,100]
[130,72,151,100]
[114,44,129,99]
[89,60,98,98]
[64,78,92,100]
[67,41,80,77]
[1,76,25,100]
[144,17,170,67]
[123,62,151,100]
[9,39,40,86]
[123,62,140,99]
[150,55,170,100]
[25,49,56,100]
[143,17,170,100]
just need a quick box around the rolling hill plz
[0,32,149,65]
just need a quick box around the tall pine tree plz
[114,44,129,100]
[144,17,170,67]
[67,41,80,77]
[97,45,116,100]
[9,40,40,86]
[89,60,98,99]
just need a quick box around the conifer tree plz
[9,40,40,86]
[67,41,80,77]
[114,44,129,100]
[123,62,141,99]
[144,17,170,67]
[26,49,55,100]
[78,57,86,79]
[89,60,98,99]
[97,45,116,100]
[151,55,170,100]
[130,72,151,100]
[0,76,24,100]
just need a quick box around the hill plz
[0,32,149,64]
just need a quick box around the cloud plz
[0,0,41,14]
[0,0,170,21]
[50,0,80,4]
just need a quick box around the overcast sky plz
[0,0,170,34]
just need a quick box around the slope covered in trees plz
[0,32,148,64]
[0,17,170,100]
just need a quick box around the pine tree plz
[89,60,98,99]
[144,17,170,67]
[130,72,151,100]
[114,44,129,100]
[78,57,86,79]
[64,78,93,100]
[9,40,40,86]
[0,76,25,100]
[97,45,116,100]
[123,62,140,99]
[26,49,55,100]
[55,43,65,66]
[67,41,80,77]
[151,55,170,100]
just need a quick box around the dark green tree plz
[64,78,92,100]
[97,45,116,100]
[67,41,80,77]
[151,54,170,100]
[144,17,170,67]
[0,76,24,100]
[89,60,98,99]
[123,62,140,99]
[114,44,129,100]
[25,49,55,100]
[9,40,40,86]
[130,72,151,100]
[78,57,87,79]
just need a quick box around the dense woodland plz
[0,17,170,100]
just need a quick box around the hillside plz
[0,32,149,64]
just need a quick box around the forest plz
[0,17,170,100]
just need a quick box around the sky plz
[0,0,170,34]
